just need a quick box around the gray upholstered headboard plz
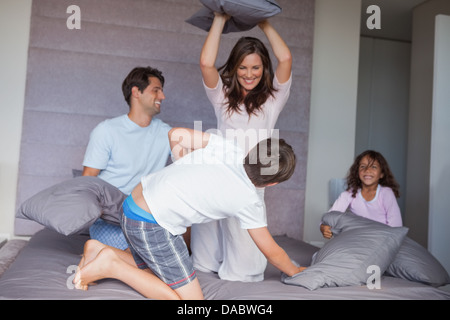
[15,0,314,240]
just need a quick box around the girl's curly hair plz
[346,150,400,198]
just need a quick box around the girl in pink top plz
[321,150,403,239]
[191,12,293,282]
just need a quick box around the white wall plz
[304,0,362,246]
[429,14,450,275]
[356,37,410,215]
[0,0,32,239]
[406,0,450,247]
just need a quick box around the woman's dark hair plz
[346,150,400,198]
[122,66,165,107]
[218,37,276,117]
[244,138,296,187]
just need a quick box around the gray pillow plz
[282,211,408,290]
[386,237,450,287]
[72,169,82,177]
[16,177,126,236]
[323,211,450,287]
[186,0,281,33]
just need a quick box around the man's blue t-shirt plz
[83,114,171,195]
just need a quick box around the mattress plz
[0,228,449,300]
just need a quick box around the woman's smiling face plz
[236,53,264,94]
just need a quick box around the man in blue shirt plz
[82,67,172,249]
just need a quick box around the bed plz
[1,177,450,300]
[0,229,449,300]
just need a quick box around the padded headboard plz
[328,178,347,208]
[15,0,315,240]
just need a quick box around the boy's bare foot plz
[74,239,108,289]
[74,247,118,291]
[78,239,107,269]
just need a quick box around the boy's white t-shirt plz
[141,134,267,235]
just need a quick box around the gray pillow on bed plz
[16,176,126,236]
[317,211,450,287]
[186,0,282,33]
[385,237,450,287]
[282,211,408,290]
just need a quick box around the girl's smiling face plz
[358,155,384,188]
[236,53,264,94]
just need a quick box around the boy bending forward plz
[74,128,305,299]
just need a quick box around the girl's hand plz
[320,224,333,239]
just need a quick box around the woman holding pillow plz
[192,12,293,282]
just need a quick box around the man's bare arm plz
[82,166,101,176]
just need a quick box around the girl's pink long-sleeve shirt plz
[329,185,403,227]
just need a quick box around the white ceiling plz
[360,0,427,41]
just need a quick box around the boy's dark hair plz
[347,150,400,198]
[244,138,296,187]
[122,66,165,107]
